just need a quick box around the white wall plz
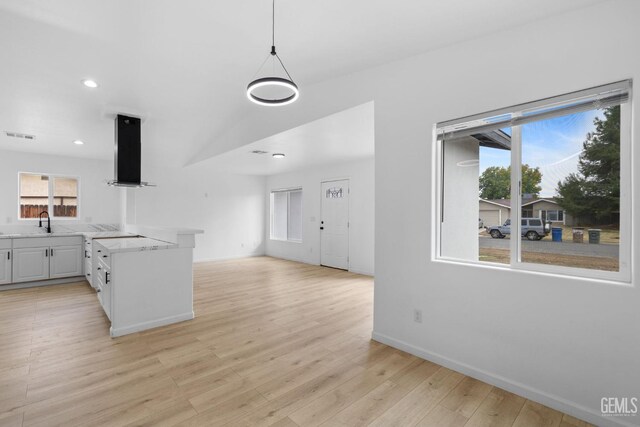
[265,157,374,276]
[0,149,120,227]
[202,2,640,425]
[371,4,640,426]
[133,160,266,263]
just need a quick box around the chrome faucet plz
[38,211,51,234]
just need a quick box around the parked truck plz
[486,218,549,241]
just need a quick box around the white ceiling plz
[205,102,374,176]
[0,0,606,164]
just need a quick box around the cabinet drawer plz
[0,240,11,250]
[95,259,111,286]
[97,256,110,273]
[96,252,110,266]
[13,236,82,249]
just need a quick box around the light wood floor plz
[0,256,593,427]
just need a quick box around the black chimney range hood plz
[107,114,153,188]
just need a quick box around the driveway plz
[479,236,619,258]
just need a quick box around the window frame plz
[269,187,303,243]
[541,209,564,223]
[433,81,633,283]
[18,172,81,221]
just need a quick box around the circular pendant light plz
[247,0,299,106]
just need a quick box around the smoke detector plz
[5,131,36,141]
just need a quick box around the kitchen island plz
[0,225,203,337]
[92,226,203,337]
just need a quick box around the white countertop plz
[82,232,136,239]
[124,225,204,235]
[95,237,177,253]
[0,231,135,240]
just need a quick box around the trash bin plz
[551,227,563,242]
[572,227,584,243]
[588,229,601,244]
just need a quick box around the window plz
[436,80,631,281]
[19,173,79,219]
[541,210,564,222]
[270,188,302,242]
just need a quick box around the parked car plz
[479,218,484,229]
[486,218,549,240]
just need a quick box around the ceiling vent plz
[5,131,36,140]
[251,150,269,155]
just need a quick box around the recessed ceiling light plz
[272,153,285,158]
[82,79,98,88]
[73,140,84,145]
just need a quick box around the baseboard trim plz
[0,276,86,291]
[110,311,195,337]
[193,253,264,263]
[265,253,316,265]
[371,331,635,427]
[265,254,374,277]
[348,267,374,276]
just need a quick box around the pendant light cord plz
[270,0,294,82]
[250,0,295,83]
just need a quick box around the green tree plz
[479,166,510,199]
[479,164,542,199]
[556,106,620,220]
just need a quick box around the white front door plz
[321,179,349,270]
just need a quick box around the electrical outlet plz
[413,309,423,323]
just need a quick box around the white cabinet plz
[12,247,50,283]
[94,257,111,320]
[84,238,93,286]
[0,249,11,285]
[50,245,83,279]
[11,236,84,284]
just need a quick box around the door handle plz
[105,272,110,284]
[45,249,48,257]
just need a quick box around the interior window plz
[270,188,303,242]
[19,173,79,219]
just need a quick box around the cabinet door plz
[50,245,83,279]
[0,250,11,285]
[12,247,49,283]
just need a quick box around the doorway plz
[320,179,350,270]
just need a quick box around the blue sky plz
[479,109,603,197]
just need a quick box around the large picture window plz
[436,80,631,281]
[19,173,80,219]
[270,188,302,242]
